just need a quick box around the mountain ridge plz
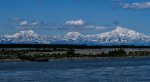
[1,26,150,45]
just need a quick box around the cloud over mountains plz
[65,19,87,27]
[58,19,109,31]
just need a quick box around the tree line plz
[0,44,150,49]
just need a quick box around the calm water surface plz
[0,57,150,82]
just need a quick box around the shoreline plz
[0,56,150,62]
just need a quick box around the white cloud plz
[17,18,108,31]
[65,19,87,26]
[20,21,28,26]
[17,19,53,30]
[20,20,42,26]
[122,2,150,9]
[59,19,109,31]
[31,21,41,26]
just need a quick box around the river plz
[0,57,150,82]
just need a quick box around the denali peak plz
[98,26,146,39]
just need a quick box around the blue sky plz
[0,0,150,35]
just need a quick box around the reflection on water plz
[0,57,150,82]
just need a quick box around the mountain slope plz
[85,26,150,45]
[1,30,48,43]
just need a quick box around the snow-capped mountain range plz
[1,26,150,45]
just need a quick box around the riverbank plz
[1,56,150,62]
[0,57,97,62]
[0,59,27,62]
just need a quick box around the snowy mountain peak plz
[114,26,130,33]
[99,26,144,38]
[65,32,81,36]
[4,30,39,38]
[64,32,82,40]
[116,26,145,38]
[1,30,49,44]
[20,30,36,35]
